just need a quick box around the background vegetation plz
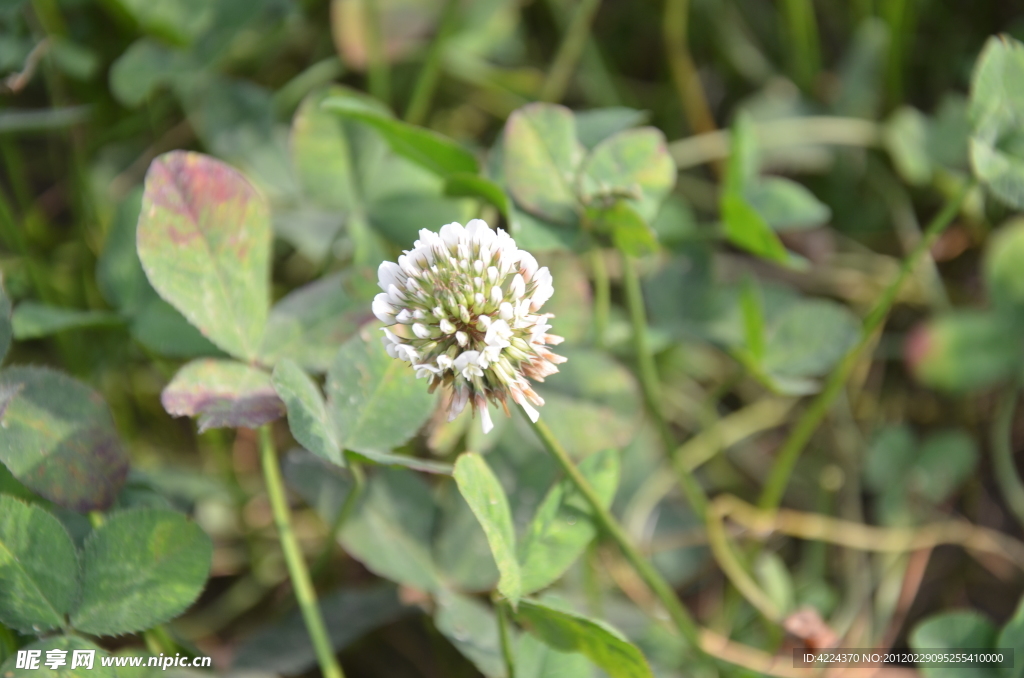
[2,0,1024,677]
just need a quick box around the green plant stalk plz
[258,425,345,678]
[993,388,1024,529]
[313,459,366,577]
[523,412,703,653]
[404,0,459,125]
[542,0,621,106]
[273,57,345,117]
[781,0,821,90]
[0,622,16,665]
[669,116,880,170]
[621,254,709,520]
[144,626,183,656]
[705,506,781,622]
[495,597,516,678]
[0,184,52,305]
[881,0,915,106]
[854,0,873,20]
[758,181,973,511]
[363,0,390,105]
[663,0,717,138]
[540,0,602,103]
[590,248,609,349]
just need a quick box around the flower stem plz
[757,181,973,511]
[621,253,709,520]
[0,623,16,664]
[663,0,717,137]
[540,0,602,103]
[780,0,821,91]
[363,0,390,105]
[590,248,609,349]
[993,387,1024,529]
[313,460,366,577]
[404,0,458,125]
[258,425,345,678]
[523,412,703,652]
[495,597,516,678]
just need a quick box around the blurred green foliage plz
[4,1,1024,677]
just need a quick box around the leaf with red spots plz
[137,151,271,362]
[161,359,284,432]
[0,366,130,512]
[503,103,585,225]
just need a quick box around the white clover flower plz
[373,219,566,433]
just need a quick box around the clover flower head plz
[373,219,566,433]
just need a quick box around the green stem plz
[523,412,703,653]
[404,0,459,125]
[621,254,709,520]
[757,181,973,511]
[364,0,390,105]
[542,0,621,106]
[668,116,880,171]
[313,460,366,577]
[781,0,821,91]
[590,248,609,349]
[143,630,163,656]
[663,0,717,137]
[273,57,345,117]
[495,598,516,678]
[881,0,914,106]
[705,505,781,622]
[0,623,16,665]
[993,387,1024,529]
[143,626,182,656]
[0,184,51,304]
[258,425,345,678]
[540,0,601,103]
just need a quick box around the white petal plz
[455,351,484,379]
[439,221,465,247]
[509,273,526,299]
[485,319,512,347]
[372,294,396,323]
[519,399,540,423]
[387,283,406,305]
[518,251,538,280]
[412,323,432,339]
[449,388,469,420]
[396,344,420,362]
[378,261,403,291]
[398,254,419,277]
[466,219,495,247]
[439,318,456,334]
[479,405,494,434]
